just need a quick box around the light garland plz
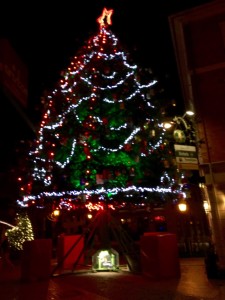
[18,8,179,210]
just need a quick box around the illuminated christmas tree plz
[18,8,178,212]
[6,213,34,250]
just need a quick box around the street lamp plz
[163,110,195,145]
[173,116,190,131]
[182,110,194,118]
[48,209,60,222]
[163,110,194,130]
[178,199,187,212]
[203,200,210,213]
[53,209,60,217]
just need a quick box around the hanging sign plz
[174,144,199,170]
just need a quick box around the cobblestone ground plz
[1,258,225,299]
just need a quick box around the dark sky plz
[0,0,212,171]
[2,0,212,99]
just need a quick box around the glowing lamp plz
[163,122,173,129]
[203,201,210,212]
[87,214,93,219]
[53,209,60,217]
[178,200,187,212]
[185,110,194,116]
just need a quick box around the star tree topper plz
[97,7,114,27]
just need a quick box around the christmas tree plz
[17,8,178,213]
[6,213,34,250]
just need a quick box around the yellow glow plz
[97,7,114,27]
[203,201,210,212]
[87,214,93,219]
[178,201,187,212]
[163,122,172,129]
[186,111,194,116]
[53,209,60,217]
[178,203,187,212]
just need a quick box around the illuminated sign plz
[174,144,199,170]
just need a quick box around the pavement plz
[1,257,225,299]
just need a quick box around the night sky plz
[0,0,211,171]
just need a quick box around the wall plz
[169,0,225,269]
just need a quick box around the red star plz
[97,8,114,27]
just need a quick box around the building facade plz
[169,0,225,269]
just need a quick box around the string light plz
[17,8,180,211]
